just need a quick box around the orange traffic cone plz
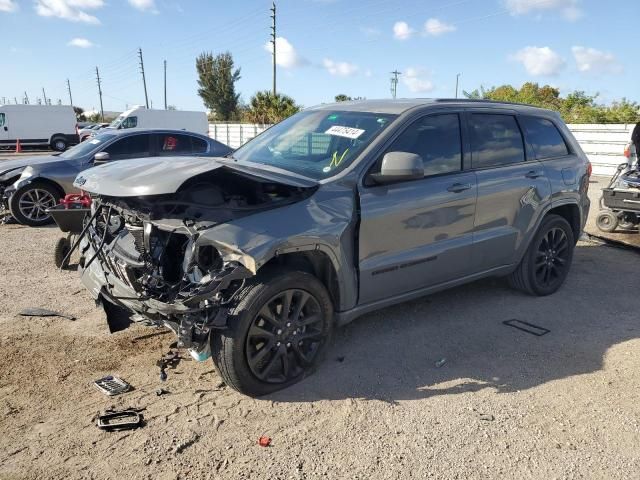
[15,139,22,153]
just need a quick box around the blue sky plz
[1,0,638,113]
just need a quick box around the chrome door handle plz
[447,183,472,193]
[525,170,543,179]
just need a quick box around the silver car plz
[75,99,591,397]
[0,128,231,226]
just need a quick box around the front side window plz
[104,134,150,160]
[121,116,138,129]
[520,116,569,159]
[470,114,525,168]
[379,113,462,177]
[231,110,397,180]
[0,113,5,127]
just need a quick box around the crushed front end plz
[78,166,313,361]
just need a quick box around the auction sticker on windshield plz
[89,139,101,145]
[325,125,365,139]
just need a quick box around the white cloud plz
[128,0,156,11]
[511,46,565,75]
[323,58,359,77]
[572,46,622,74]
[393,21,414,40]
[35,0,104,24]
[402,67,434,93]
[67,37,94,48]
[263,37,306,68]
[424,18,456,36]
[0,0,17,12]
[504,0,582,21]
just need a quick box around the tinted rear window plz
[520,116,569,159]
[470,114,525,168]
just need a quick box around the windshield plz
[59,133,116,159]
[231,110,397,180]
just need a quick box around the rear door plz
[153,132,210,156]
[466,110,552,272]
[358,112,478,304]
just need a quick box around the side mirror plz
[369,152,424,185]
[94,152,110,164]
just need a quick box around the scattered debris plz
[435,358,447,368]
[95,408,144,431]
[156,349,183,382]
[258,436,272,447]
[502,319,550,336]
[479,414,495,422]
[19,308,75,321]
[156,388,170,396]
[93,376,131,396]
[175,433,200,454]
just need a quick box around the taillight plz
[586,162,592,177]
[624,144,631,159]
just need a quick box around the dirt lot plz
[1,215,640,479]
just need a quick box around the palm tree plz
[245,91,300,124]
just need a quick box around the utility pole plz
[24,91,29,104]
[390,70,401,99]
[455,73,461,99]
[270,1,277,96]
[138,47,149,108]
[42,87,48,106]
[96,66,104,122]
[67,79,73,106]
[14,97,18,105]
[163,60,167,110]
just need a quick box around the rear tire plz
[51,137,68,152]
[9,181,61,226]
[54,237,71,269]
[508,214,575,296]
[596,210,618,233]
[211,270,333,397]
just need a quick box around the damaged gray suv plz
[75,99,591,396]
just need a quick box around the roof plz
[307,98,557,115]
[94,127,211,138]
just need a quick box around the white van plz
[107,106,208,135]
[0,105,79,151]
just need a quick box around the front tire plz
[212,270,333,397]
[54,237,71,269]
[508,214,575,296]
[9,181,61,226]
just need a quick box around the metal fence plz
[210,122,634,177]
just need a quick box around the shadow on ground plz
[269,241,640,403]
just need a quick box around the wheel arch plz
[259,248,342,312]
[546,202,581,242]
[20,177,66,200]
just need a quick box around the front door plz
[358,113,477,305]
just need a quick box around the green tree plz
[73,106,86,121]
[244,91,300,124]
[464,83,639,124]
[196,51,241,121]
[335,94,352,102]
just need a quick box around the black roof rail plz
[433,98,546,109]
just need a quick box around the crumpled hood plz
[0,155,61,176]
[75,156,317,197]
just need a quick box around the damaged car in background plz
[74,100,591,396]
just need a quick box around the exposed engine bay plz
[79,167,315,358]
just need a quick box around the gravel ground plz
[1,216,640,479]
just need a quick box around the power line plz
[270,1,277,96]
[390,70,401,99]
[67,79,73,106]
[138,48,149,109]
[96,66,104,121]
